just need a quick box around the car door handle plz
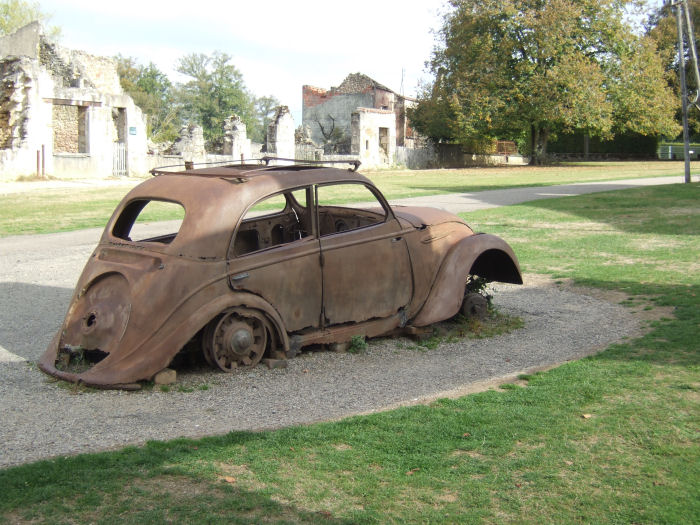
[391,237,402,243]
[232,272,249,281]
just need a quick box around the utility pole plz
[675,0,692,183]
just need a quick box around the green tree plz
[413,0,680,164]
[116,56,178,142]
[252,95,280,143]
[647,0,700,137]
[0,0,60,39]
[175,51,256,149]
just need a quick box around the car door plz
[227,187,322,332]
[316,182,413,326]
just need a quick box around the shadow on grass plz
[0,435,353,523]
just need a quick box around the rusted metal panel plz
[39,161,522,389]
[320,219,413,325]
[411,234,522,327]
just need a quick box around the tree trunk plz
[529,125,549,165]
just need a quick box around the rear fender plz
[40,291,289,388]
[411,234,522,327]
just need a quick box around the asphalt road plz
[0,174,691,467]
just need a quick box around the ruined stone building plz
[0,22,146,180]
[302,73,418,167]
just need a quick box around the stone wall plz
[301,73,417,153]
[52,104,79,153]
[0,22,41,60]
[0,22,148,180]
[222,114,252,159]
[395,145,437,169]
[351,108,396,168]
[302,87,371,148]
[0,58,34,150]
[69,51,122,94]
[267,106,295,160]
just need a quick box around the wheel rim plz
[207,308,267,372]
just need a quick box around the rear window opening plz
[112,199,185,243]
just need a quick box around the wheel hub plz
[230,328,253,355]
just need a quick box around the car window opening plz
[316,183,387,237]
[232,190,312,256]
[112,199,185,243]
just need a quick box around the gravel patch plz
[0,180,655,469]
[0,275,640,469]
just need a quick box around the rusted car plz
[39,160,522,389]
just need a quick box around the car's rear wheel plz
[202,307,268,372]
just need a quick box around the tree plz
[413,0,680,164]
[116,56,179,142]
[647,0,700,137]
[0,0,60,39]
[252,95,280,143]
[175,51,256,149]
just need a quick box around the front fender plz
[410,234,522,327]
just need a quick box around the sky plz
[38,0,448,124]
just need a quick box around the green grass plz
[1,184,698,523]
[1,161,697,237]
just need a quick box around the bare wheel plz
[206,308,268,372]
[461,293,488,320]
[200,316,219,367]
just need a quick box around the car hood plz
[392,206,467,228]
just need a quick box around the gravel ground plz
[0,181,653,469]
[0,271,639,468]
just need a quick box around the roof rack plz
[150,157,361,177]
[260,156,361,172]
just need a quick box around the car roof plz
[149,161,371,191]
[105,161,377,259]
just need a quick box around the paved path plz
[0,174,693,467]
[390,175,698,213]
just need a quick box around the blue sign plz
[129,127,137,135]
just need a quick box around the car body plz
[39,161,522,389]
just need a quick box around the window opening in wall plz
[52,104,88,154]
[112,107,127,142]
[378,127,389,156]
[365,140,369,151]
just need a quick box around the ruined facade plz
[163,124,206,162]
[222,114,252,160]
[266,106,295,161]
[302,73,417,166]
[0,22,146,179]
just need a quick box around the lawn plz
[1,183,697,523]
[0,160,697,236]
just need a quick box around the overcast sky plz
[38,0,447,123]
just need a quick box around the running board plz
[289,315,401,355]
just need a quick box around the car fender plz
[192,291,290,353]
[410,234,522,327]
[40,289,289,388]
